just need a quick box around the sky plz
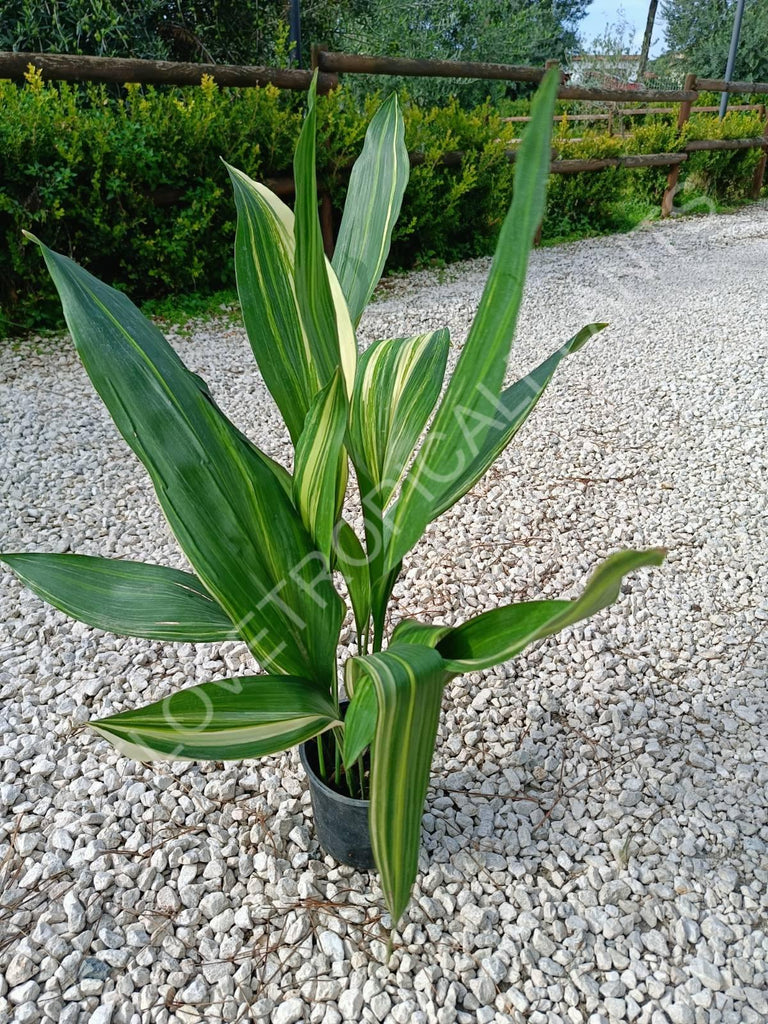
[579,1,668,57]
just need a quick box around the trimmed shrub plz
[1,69,765,335]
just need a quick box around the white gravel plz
[1,203,767,1024]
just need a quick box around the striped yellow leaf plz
[228,163,318,443]
[346,643,447,926]
[28,236,344,686]
[429,323,608,519]
[332,521,372,638]
[347,330,449,642]
[228,163,356,407]
[342,671,377,768]
[348,330,450,510]
[92,675,341,762]
[393,548,667,672]
[0,553,238,642]
[332,93,409,327]
[294,75,357,398]
[293,369,348,562]
[385,68,561,571]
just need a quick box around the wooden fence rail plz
[502,105,763,124]
[2,48,767,232]
[313,49,700,104]
[697,78,768,93]
[0,50,338,93]
[311,50,768,219]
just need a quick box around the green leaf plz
[342,672,377,767]
[332,521,372,637]
[28,235,344,686]
[332,93,409,327]
[385,68,560,571]
[436,548,667,672]
[92,675,341,762]
[391,618,451,650]
[347,643,447,925]
[294,75,357,396]
[293,369,348,562]
[348,330,450,510]
[0,553,238,642]
[429,323,608,519]
[227,163,318,443]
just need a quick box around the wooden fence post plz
[752,103,768,199]
[661,72,698,216]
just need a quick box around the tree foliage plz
[1,1,590,103]
[333,0,590,104]
[0,0,361,66]
[662,0,768,83]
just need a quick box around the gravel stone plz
[2,204,767,1024]
[688,958,724,991]
[8,980,41,1005]
[338,989,364,1018]
[179,976,208,1002]
[88,1007,114,1024]
[469,974,496,1005]
[318,930,346,962]
[273,998,305,1024]
[605,997,627,1020]
[5,953,36,986]
[668,1003,695,1024]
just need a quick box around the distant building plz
[568,53,643,89]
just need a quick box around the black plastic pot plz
[299,724,375,871]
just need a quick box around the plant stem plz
[316,733,327,780]
[332,653,339,709]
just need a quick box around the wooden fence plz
[0,50,338,92]
[2,47,767,246]
[309,50,768,224]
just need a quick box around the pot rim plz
[299,737,370,809]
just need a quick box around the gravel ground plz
[1,203,767,1024]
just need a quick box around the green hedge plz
[1,68,765,335]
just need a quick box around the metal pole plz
[289,0,302,68]
[719,0,746,118]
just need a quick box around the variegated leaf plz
[390,618,451,650]
[227,163,318,443]
[346,643,447,925]
[348,330,450,510]
[385,68,560,571]
[332,93,409,327]
[92,676,341,762]
[293,369,348,562]
[27,235,344,686]
[0,553,238,642]
[228,164,356,407]
[395,549,666,673]
[429,323,608,519]
[332,521,372,637]
[294,75,357,397]
[342,671,377,767]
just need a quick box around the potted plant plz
[2,69,664,941]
